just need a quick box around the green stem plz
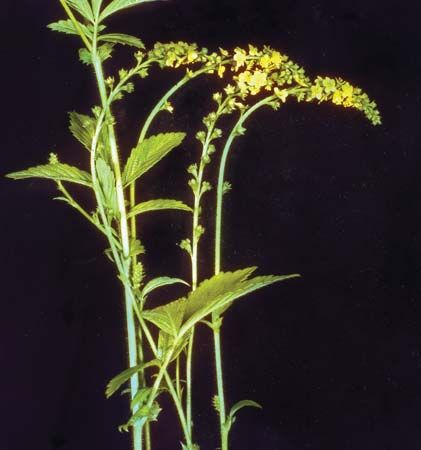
[90,20,141,450]
[186,330,194,434]
[139,318,193,447]
[59,0,92,51]
[214,96,275,274]
[56,181,121,249]
[212,95,276,450]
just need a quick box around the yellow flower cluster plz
[147,41,381,126]
[307,76,381,125]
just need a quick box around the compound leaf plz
[128,199,192,218]
[47,19,91,37]
[123,132,186,186]
[66,0,95,22]
[99,0,162,22]
[98,33,145,48]
[6,162,92,187]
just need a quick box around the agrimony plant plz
[6,1,381,450]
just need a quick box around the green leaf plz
[106,365,141,398]
[141,276,189,300]
[157,329,191,362]
[123,132,186,186]
[106,361,159,398]
[130,387,153,411]
[128,199,192,218]
[91,0,103,17]
[47,19,92,37]
[129,239,145,258]
[79,48,92,65]
[99,0,161,22]
[66,0,95,22]
[96,158,118,216]
[98,33,145,48]
[6,162,92,187]
[179,269,300,336]
[142,298,186,337]
[228,400,262,421]
[69,111,109,159]
[118,401,161,432]
[69,111,95,150]
[79,43,114,65]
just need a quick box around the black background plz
[2,1,421,449]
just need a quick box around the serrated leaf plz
[179,269,300,336]
[98,33,144,48]
[96,158,118,215]
[130,387,153,411]
[47,19,92,37]
[129,239,145,258]
[6,163,92,187]
[128,199,192,218]
[79,47,92,65]
[91,0,103,17]
[106,360,159,398]
[79,43,114,65]
[141,276,189,300]
[122,132,186,186]
[69,111,95,150]
[119,401,161,432]
[157,330,191,362]
[142,298,186,337]
[66,0,95,22]
[69,111,110,159]
[99,0,162,22]
[228,400,262,421]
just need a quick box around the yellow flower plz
[248,70,267,95]
[219,47,229,56]
[217,65,226,78]
[238,71,252,83]
[270,51,283,66]
[343,98,354,108]
[165,53,177,67]
[233,48,247,70]
[250,70,267,88]
[274,87,289,103]
[259,54,271,69]
[248,44,260,56]
[311,84,323,100]
[187,50,198,63]
[342,82,354,98]
[332,90,343,105]
[237,70,252,92]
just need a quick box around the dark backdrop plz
[2,1,421,450]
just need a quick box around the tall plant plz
[6,1,381,450]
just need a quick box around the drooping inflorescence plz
[146,42,381,125]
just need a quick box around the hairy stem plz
[139,318,193,447]
[91,18,140,450]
